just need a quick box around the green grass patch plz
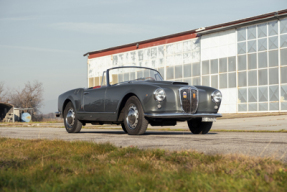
[0,138,286,191]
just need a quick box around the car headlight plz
[154,88,166,101]
[211,90,222,103]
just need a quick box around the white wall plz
[201,29,236,60]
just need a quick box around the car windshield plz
[108,67,163,85]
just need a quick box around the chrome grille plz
[179,87,198,114]
[180,88,191,113]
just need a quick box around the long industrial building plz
[84,9,287,113]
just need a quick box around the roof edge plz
[83,29,197,57]
[198,11,287,35]
[83,9,287,57]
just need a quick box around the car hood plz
[130,80,190,87]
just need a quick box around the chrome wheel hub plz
[126,105,139,129]
[65,109,75,128]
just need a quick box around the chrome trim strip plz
[144,113,222,119]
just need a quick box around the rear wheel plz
[64,102,82,133]
[187,118,212,134]
[123,96,148,135]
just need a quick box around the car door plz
[83,72,107,112]
[83,87,106,112]
[105,85,126,112]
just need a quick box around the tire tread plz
[64,102,82,133]
[123,96,148,135]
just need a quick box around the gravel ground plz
[0,127,286,162]
[1,115,286,161]
[178,115,287,131]
[2,115,286,131]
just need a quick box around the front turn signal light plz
[193,93,196,99]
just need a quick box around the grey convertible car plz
[56,66,222,135]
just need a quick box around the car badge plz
[183,92,187,99]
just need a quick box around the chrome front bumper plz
[144,112,222,119]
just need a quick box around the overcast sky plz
[0,0,286,114]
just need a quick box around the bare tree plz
[9,81,44,113]
[0,82,9,103]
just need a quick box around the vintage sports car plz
[56,66,222,135]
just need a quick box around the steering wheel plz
[145,77,155,81]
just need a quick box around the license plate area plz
[202,117,216,122]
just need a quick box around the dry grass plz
[0,122,65,128]
[220,112,287,119]
[0,138,286,191]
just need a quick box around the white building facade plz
[85,11,287,114]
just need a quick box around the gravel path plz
[0,127,286,162]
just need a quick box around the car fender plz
[113,84,180,119]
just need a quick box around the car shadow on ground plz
[79,131,217,135]
[144,131,217,135]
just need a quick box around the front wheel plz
[121,123,128,133]
[187,118,212,134]
[122,96,148,135]
[63,102,82,133]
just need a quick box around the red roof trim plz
[88,33,197,59]
[86,9,287,59]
